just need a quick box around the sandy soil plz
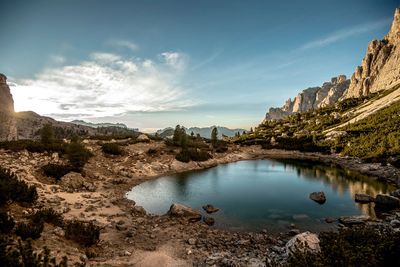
[1,141,399,266]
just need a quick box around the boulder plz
[136,134,150,142]
[375,194,400,209]
[167,203,202,222]
[285,232,320,256]
[354,193,375,203]
[339,215,370,225]
[202,204,220,214]
[203,216,215,226]
[309,192,326,204]
[390,189,400,198]
[132,205,146,215]
[59,172,96,192]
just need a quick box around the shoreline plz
[1,141,399,266]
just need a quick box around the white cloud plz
[11,51,196,120]
[106,39,139,51]
[298,18,391,51]
[160,52,188,71]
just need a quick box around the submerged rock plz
[167,203,202,222]
[309,192,326,204]
[354,193,375,203]
[202,204,220,214]
[375,194,400,209]
[203,216,215,226]
[285,232,320,256]
[339,215,370,225]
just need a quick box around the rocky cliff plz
[342,8,400,98]
[265,75,350,121]
[0,74,18,141]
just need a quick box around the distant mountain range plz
[70,120,138,131]
[156,126,246,139]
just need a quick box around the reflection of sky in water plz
[126,159,394,232]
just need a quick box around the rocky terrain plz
[264,75,350,121]
[343,8,400,99]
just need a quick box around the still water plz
[126,159,393,232]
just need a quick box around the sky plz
[0,0,398,132]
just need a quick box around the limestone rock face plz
[264,75,349,121]
[343,8,400,99]
[0,73,18,141]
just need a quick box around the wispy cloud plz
[11,51,196,120]
[298,17,392,51]
[49,55,66,64]
[106,39,139,51]
[159,51,188,71]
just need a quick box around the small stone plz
[124,251,131,256]
[325,217,335,223]
[309,192,326,204]
[188,238,197,245]
[203,216,215,226]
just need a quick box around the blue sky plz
[0,0,398,131]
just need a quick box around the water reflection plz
[127,159,394,232]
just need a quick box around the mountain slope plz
[264,75,349,121]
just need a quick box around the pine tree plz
[211,127,218,147]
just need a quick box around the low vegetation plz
[64,220,100,246]
[287,226,400,267]
[41,163,73,181]
[30,208,64,227]
[0,167,38,206]
[101,142,124,155]
[15,221,44,240]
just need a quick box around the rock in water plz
[285,232,320,256]
[339,215,370,225]
[167,203,202,222]
[309,192,326,204]
[202,204,220,213]
[203,216,215,226]
[375,194,400,209]
[354,193,375,203]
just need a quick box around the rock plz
[116,224,127,231]
[0,73,18,141]
[375,194,400,209]
[202,204,220,214]
[390,219,400,228]
[59,172,96,192]
[132,205,146,215]
[390,189,400,198]
[167,203,202,222]
[289,229,301,236]
[339,215,370,225]
[309,192,326,204]
[136,134,150,142]
[325,130,348,140]
[285,232,320,256]
[325,217,335,223]
[187,238,196,245]
[203,216,215,226]
[342,8,400,99]
[354,193,375,203]
[264,75,349,121]
[124,251,131,256]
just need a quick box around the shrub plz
[147,148,157,155]
[0,237,68,267]
[30,208,64,227]
[15,221,44,240]
[0,210,15,234]
[0,167,38,206]
[175,149,191,163]
[41,163,72,181]
[66,141,93,172]
[287,226,400,267]
[101,143,123,155]
[64,220,100,246]
[175,148,212,162]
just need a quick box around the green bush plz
[0,210,15,234]
[287,226,400,267]
[41,163,72,181]
[66,140,93,172]
[175,148,212,162]
[0,237,68,267]
[101,143,123,155]
[0,168,38,206]
[64,220,100,246]
[147,148,157,155]
[30,208,64,227]
[15,221,44,240]
[0,140,66,154]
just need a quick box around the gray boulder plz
[375,194,400,209]
[167,203,202,222]
[285,232,320,256]
[354,193,375,203]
